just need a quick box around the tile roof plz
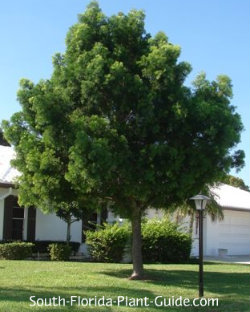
[210,183,250,211]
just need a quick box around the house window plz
[3,195,24,241]
[12,205,24,240]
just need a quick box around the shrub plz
[0,242,34,260]
[32,241,80,254]
[48,243,72,261]
[85,223,130,263]
[142,218,192,263]
[85,218,191,264]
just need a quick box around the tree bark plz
[189,211,195,235]
[66,218,71,245]
[130,203,144,280]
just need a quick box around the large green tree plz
[2,2,244,279]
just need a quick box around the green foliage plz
[0,242,34,260]
[31,241,80,254]
[48,243,72,261]
[222,175,249,191]
[142,218,192,263]
[85,223,130,263]
[0,128,10,146]
[86,219,191,264]
[56,202,82,221]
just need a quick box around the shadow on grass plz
[100,267,250,311]
[102,267,250,295]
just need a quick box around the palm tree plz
[168,185,224,235]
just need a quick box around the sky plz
[0,0,249,186]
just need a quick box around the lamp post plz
[190,194,210,297]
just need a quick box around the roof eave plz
[0,181,16,188]
[222,206,250,212]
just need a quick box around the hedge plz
[0,241,80,254]
[31,241,80,254]
[48,243,72,261]
[142,218,192,263]
[85,223,130,263]
[0,242,34,260]
[85,218,192,263]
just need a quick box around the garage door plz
[218,210,250,255]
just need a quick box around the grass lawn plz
[0,260,249,312]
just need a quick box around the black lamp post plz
[190,194,210,297]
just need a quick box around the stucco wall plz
[141,208,250,257]
[205,209,250,256]
[1,185,250,256]
[0,186,82,244]
[35,209,82,243]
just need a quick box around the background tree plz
[0,128,10,146]
[56,198,107,244]
[56,202,82,244]
[222,174,249,191]
[169,192,224,236]
[2,2,244,279]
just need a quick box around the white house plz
[193,183,250,257]
[0,145,83,244]
[0,145,250,257]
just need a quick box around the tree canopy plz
[222,175,249,191]
[2,1,244,279]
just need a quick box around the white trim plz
[23,207,28,240]
[0,187,13,200]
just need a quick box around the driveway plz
[205,255,250,265]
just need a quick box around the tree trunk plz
[189,211,195,235]
[130,203,144,280]
[175,211,180,225]
[66,218,71,245]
